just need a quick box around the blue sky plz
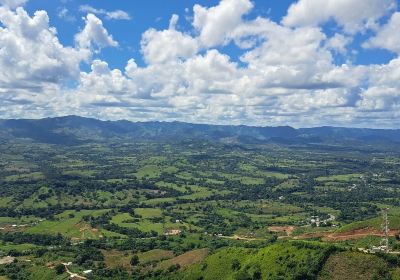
[24,0,295,68]
[1,0,400,128]
[23,0,395,68]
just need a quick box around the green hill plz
[318,251,389,280]
[176,241,400,280]
[337,215,400,233]
[179,242,335,280]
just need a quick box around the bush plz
[55,263,65,275]
[231,259,241,271]
[130,255,140,266]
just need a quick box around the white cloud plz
[141,15,198,64]
[193,0,253,47]
[79,5,131,21]
[357,86,400,111]
[75,13,118,50]
[57,7,75,22]
[238,21,335,90]
[79,60,133,98]
[282,0,396,33]
[325,33,352,54]
[169,14,179,29]
[364,12,400,54]
[0,7,88,87]
[0,0,27,9]
[106,10,131,21]
[357,58,400,111]
[2,2,400,128]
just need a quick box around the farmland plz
[0,117,400,279]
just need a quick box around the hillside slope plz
[176,242,395,280]
[1,116,400,147]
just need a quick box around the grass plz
[135,165,178,179]
[219,173,265,185]
[111,213,134,226]
[180,242,334,280]
[243,242,332,279]
[138,249,174,263]
[145,197,177,205]
[26,209,108,239]
[101,229,126,238]
[158,248,208,270]
[62,169,97,178]
[180,186,213,200]
[135,208,163,218]
[4,172,44,182]
[239,163,290,179]
[132,220,173,234]
[180,247,252,280]
[273,179,299,191]
[0,216,38,226]
[0,198,13,208]
[392,268,400,280]
[316,173,362,182]
[343,236,384,248]
[318,251,388,280]
[260,201,304,215]
[135,165,161,179]
[0,242,40,252]
[155,181,188,193]
[102,249,132,269]
[111,212,178,234]
[337,215,400,233]
[28,265,63,280]
[103,248,179,269]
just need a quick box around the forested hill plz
[0,115,399,146]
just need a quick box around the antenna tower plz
[382,208,390,253]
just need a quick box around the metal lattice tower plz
[382,208,390,253]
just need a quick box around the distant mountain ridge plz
[0,115,399,146]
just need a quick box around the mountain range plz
[0,115,399,147]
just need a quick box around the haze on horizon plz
[0,0,399,128]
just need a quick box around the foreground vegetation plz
[1,118,400,279]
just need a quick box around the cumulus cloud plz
[325,33,352,54]
[75,13,118,50]
[0,7,88,88]
[282,0,396,33]
[79,5,131,21]
[0,0,27,9]
[141,15,198,64]
[357,58,400,112]
[193,0,253,47]
[1,1,400,128]
[236,19,336,90]
[57,7,75,22]
[364,12,400,54]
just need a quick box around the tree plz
[130,255,140,266]
[252,267,262,280]
[231,259,241,271]
[167,264,181,272]
[235,270,251,280]
[55,263,65,275]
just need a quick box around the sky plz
[0,0,400,128]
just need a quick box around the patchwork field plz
[1,127,400,279]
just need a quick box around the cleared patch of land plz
[158,248,208,269]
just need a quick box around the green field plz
[1,122,400,279]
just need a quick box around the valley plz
[0,117,400,279]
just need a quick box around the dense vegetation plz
[0,116,400,279]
